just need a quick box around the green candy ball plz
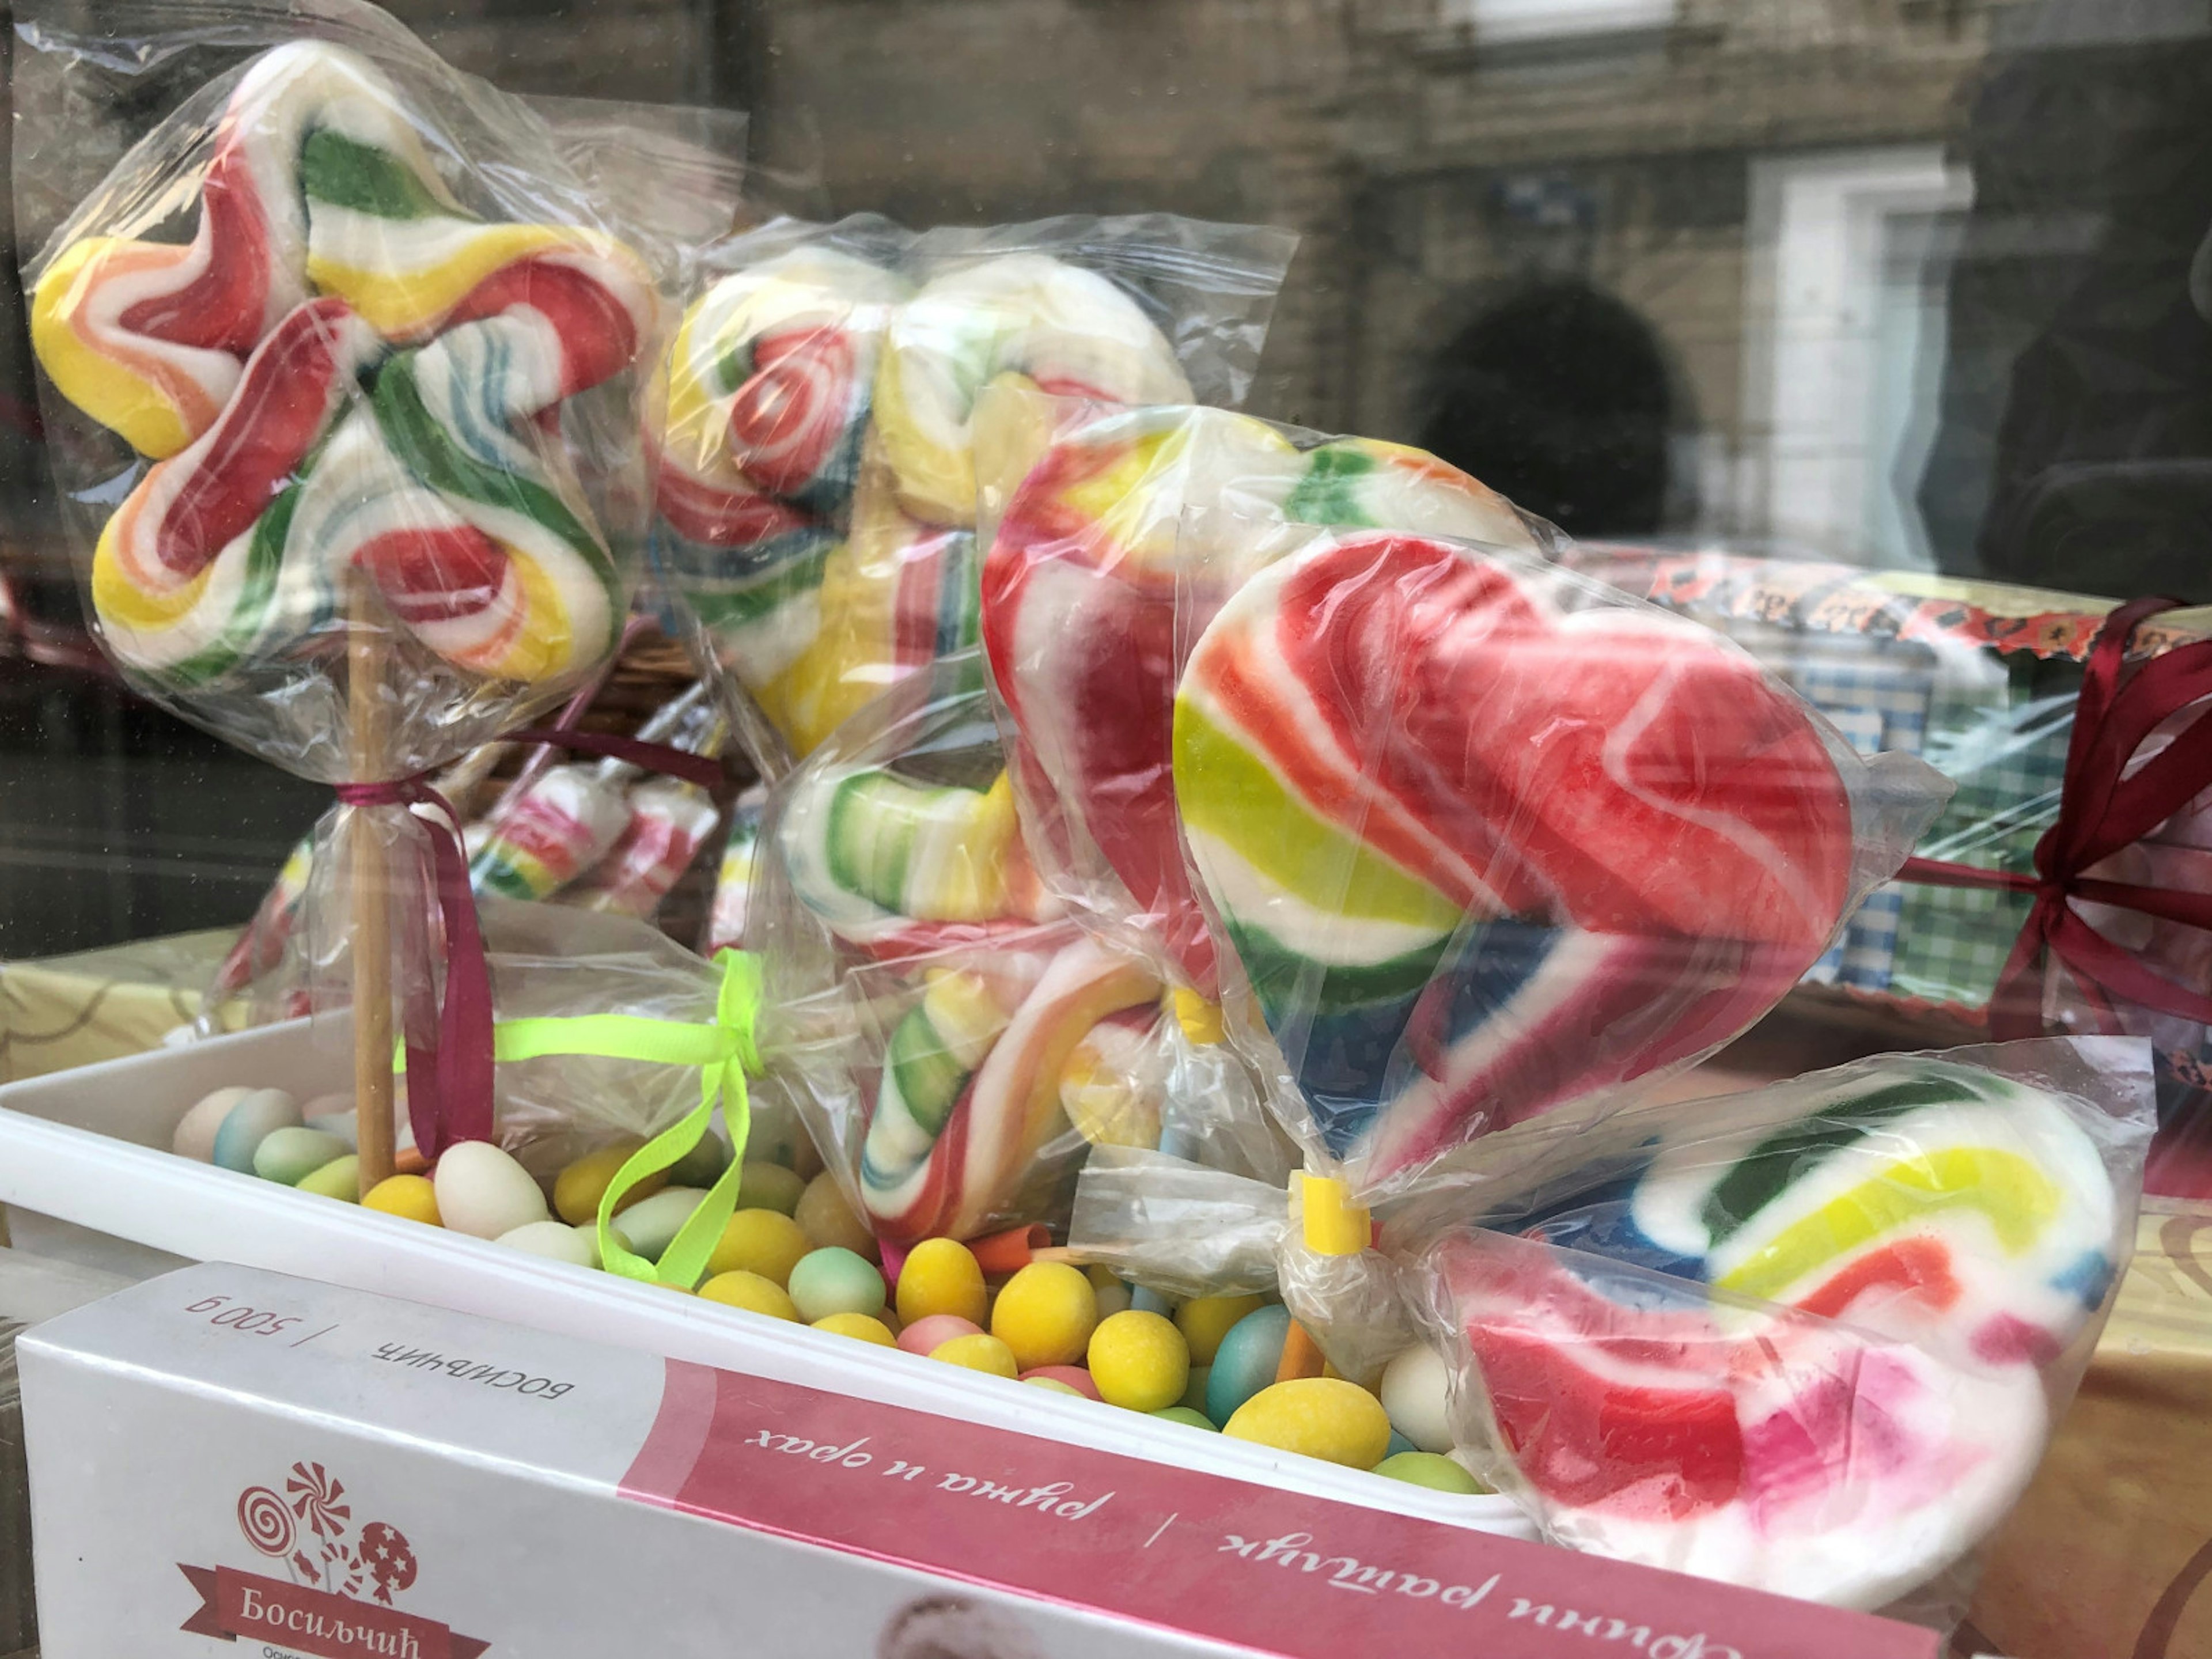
[1370,1452,1486,1495]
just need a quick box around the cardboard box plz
[17,1263,1941,1659]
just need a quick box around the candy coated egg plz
[174,1086,250,1162]
[1025,1377,1087,1397]
[296,1154,361,1202]
[1370,1452,1486,1494]
[433,1142,550,1240]
[1091,1279,1133,1319]
[1223,1379,1391,1469]
[899,1315,983,1357]
[930,1334,1020,1378]
[1150,1406,1218,1431]
[362,1174,441,1226]
[795,1173,877,1257]
[896,1238,989,1327]
[553,1139,661,1226]
[1386,1429,1415,1459]
[813,1312,897,1347]
[666,1129,733,1190]
[1018,1365,1102,1400]
[991,1264,1099,1370]
[736,1161,806,1216]
[699,1271,799,1320]
[789,1248,888,1322]
[709,1209,812,1286]
[1206,1304,1292,1426]
[609,1187,709,1261]
[1088,1311,1189,1412]
[210,1089,302,1173]
[251,1127,350,1186]
[1176,1294,1269,1366]
[1378,1343,1456,1455]
[496,1220,597,1268]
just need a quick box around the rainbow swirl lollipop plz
[32,40,654,692]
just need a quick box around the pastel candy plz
[251,1126,351,1185]
[1205,1303,1293,1427]
[210,1089,304,1173]
[982,406,1539,992]
[1523,1058,2120,1369]
[175,1086,253,1162]
[859,937,1161,1244]
[778,764,1053,957]
[1437,1232,2050,1610]
[36,41,653,694]
[1172,532,1851,1180]
[875,254,1194,527]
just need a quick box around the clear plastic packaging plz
[1400,1037,2157,1623]
[15,0,742,1151]
[976,389,1559,995]
[646,214,1297,778]
[1170,525,1955,1197]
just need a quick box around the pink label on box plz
[619,1359,1938,1659]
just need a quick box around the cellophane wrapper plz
[744,650,1221,1247]
[645,212,1296,782]
[974,387,1567,998]
[1165,520,1955,1200]
[1391,1036,2155,1629]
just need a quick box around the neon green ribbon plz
[479,949,762,1290]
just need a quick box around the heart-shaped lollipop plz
[983,406,1536,994]
[1172,531,1854,1179]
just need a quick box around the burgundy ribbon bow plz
[336,730,725,1159]
[1899,594,2212,1041]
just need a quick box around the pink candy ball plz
[1018,1366,1101,1400]
[897,1314,983,1356]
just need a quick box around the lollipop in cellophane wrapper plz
[19,3,707,1181]
[646,214,1297,778]
[975,389,1559,995]
[1166,523,1953,1199]
[747,652,1199,1253]
[1399,1038,2155,1624]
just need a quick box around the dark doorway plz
[1418,281,1678,536]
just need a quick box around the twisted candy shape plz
[861,937,1162,1243]
[35,41,655,688]
[1174,532,1853,1177]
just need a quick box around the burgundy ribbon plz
[1897,595,2212,1041]
[335,728,725,1158]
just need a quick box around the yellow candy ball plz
[813,1312,897,1347]
[795,1172,878,1256]
[1086,1310,1190,1412]
[990,1263,1099,1371]
[1222,1378,1391,1469]
[698,1271,799,1321]
[552,1139,662,1226]
[362,1174,441,1226]
[929,1333,1020,1378]
[707,1209,812,1287]
[1176,1294,1270,1367]
[896,1237,989,1327]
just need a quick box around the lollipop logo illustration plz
[184,1458,486,1656]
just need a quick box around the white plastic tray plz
[0,1018,1532,1537]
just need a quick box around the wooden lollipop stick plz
[349,572,397,1195]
